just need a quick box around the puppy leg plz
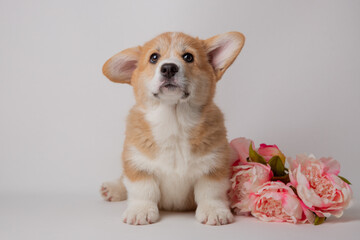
[194,176,234,225]
[100,176,127,202]
[122,176,160,225]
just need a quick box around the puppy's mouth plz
[161,82,179,90]
[153,81,190,99]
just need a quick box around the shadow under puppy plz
[100,31,245,225]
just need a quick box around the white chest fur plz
[127,103,219,210]
[145,103,199,174]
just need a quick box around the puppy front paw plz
[122,202,159,225]
[196,202,234,225]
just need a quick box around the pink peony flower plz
[258,144,286,163]
[229,162,273,214]
[230,138,286,164]
[250,181,310,223]
[288,154,352,219]
[230,138,254,164]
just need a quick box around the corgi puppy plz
[100,32,245,225]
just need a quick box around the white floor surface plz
[1,193,359,240]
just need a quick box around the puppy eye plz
[149,53,160,64]
[182,53,194,63]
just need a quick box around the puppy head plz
[103,32,245,106]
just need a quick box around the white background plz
[0,0,359,239]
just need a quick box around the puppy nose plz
[160,63,179,79]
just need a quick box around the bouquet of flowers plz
[228,138,353,225]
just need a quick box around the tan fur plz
[104,31,245,183]
[123,33,234,184]
[122,154,152,182]
[203,32,245,80]
[101,32,245,224]
[103,46,141,84]
[124,107,158,159]
[121,108,157,181]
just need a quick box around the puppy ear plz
[204,32,245,80]
[102,46,141,84]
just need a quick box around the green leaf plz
[268,156,286,176]
[277,150,286,165]
[272,174,290,184]
[338,175,351,185]
[314,216,326,225]
[249,144,267,165]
